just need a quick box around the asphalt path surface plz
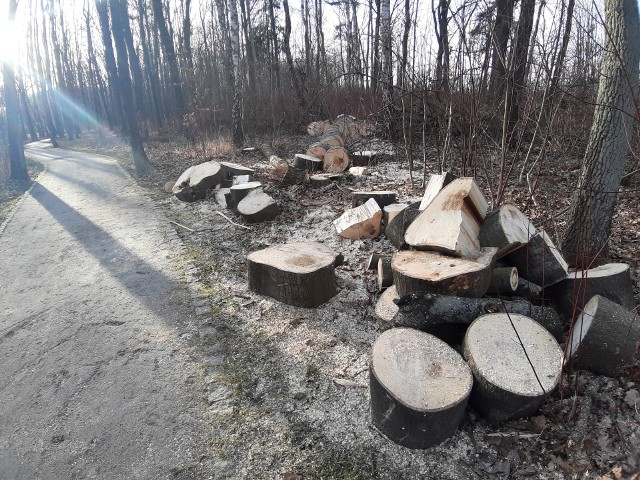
[0,143,211,479]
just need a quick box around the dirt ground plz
[57,129,639,480]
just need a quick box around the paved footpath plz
[0,143,212,479]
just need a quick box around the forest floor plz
[56,128,639,480]
[0,158,44,226]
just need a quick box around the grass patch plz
[0,159,45,225]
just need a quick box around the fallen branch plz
[170,220,195,232]
[215,211,252,230]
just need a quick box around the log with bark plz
[385,202,421,249]
[307,120,331,136]
[382,203,407,226]
[545,263,636,318]
[375,285,399,324]
[247,242,339,307]
[418,172,457,210]
[392,248,497,298]
[293,153,323,172]
[463,313,563,423]
[237,189,279,223]
[479,204,537,259]
[333,198,383,239]
[486,267,519,295]
[172,161,222,202]
[219,161,255,187]
[502,230,568,288]
[226,181,262,210]
[405,178,489,257]
[352,191,397,209]
[370,328,473,449]
[566,295,640,377]
[392,292,564,342]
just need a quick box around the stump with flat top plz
[227,181,262,210]
[503,230,568,288]
[237,190,279,223]
[405,178,489,257]
[351,151,377,166]
[383,203,407,227]
[463,313,563,423]
[173,161,222,202]
[567,295,640,377]
[392,248,497,298]
[334,198,382,239]
[479,204,537,259]
[418,172,457,210]
[370,328,473,449]
[294,154,323,172]
[247,242,338,307]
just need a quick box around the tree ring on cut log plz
[463,313,563,423]
[370,328,472,448]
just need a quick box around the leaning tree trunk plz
[561,0,640,267]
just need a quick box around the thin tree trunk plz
[489,0,514,96]
[283,0,305,106]
[267,0,281,89]
[433,0,449,90]
[228,0,244,146]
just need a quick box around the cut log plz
[219,161,255,187]
[418,172,457,210]
[268,158,308,186]
[513,278,543,300]
[367,253,389,271]
[463,313,563,423]
[377,257,393,292]
[309,174,332,186]
[334,198,382,239]
[259,143,281,163]
[293,153,323,172]
[502,231,568,288]
[405,177,489,257]
[383,203,407,227]
[566,295,640,377]
[349,166,368,176]
[392,248,497,298]
[351,151,377,167]
[306,142,328,160]
[545,263,636,318]
[323,146,349,173]
[247,242,338,307]
[318,131,344,147]
[307,120,331,136]
[232,174,253,186]
[479,204,537,259]
[385,202,421,249]
[392,292,564,342]
[486,267,519,295]
[227,181,262,210]
[375,285,399,324]
[237,189,279,223]
[172,161,222,202]
[352,191,397,209]
[370,328,473,449]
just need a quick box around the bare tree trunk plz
[380,0,393,121]
[398,0,411,87]
[228,0,244,146]
[545,0,575,116]
[267,0,281,89]
[239,0,256,90]
[301,0,312,85]
[561,0,640,266]
[433,0,449,90]
[371,0,381,92]
[138,0,164,127]
[489,0,514,96]
[283,0,305,106]
[95,0,122,126]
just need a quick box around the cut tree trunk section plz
[479,204,537,259]
[219,161,255,187]
[227,181,262,210]
[352,191,397,209]
[247,242,339,307]
[172,161,222,202]
[237,189,279,223]
[370,328,473,449]
[293,153,324,172]
[418,172,457,210]
[375,285,399,324]
[503,231,568,287]
[334,198,383,239]
[463,313,563,423]
[323,146,349,173]
[486,267,519,295]
[382,203,407,226]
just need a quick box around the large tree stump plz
[392,248,497,298]
[375,285,399,325]
[405,178,489,257]
[370,328,473,449]
[294,154,324,172]
[352,191,397,209]
[567,295,640,377]
[545,263,636,318]
[418,172,457,210]
[385,202,421,249]
[237,190,279,223]
[219,161,255,187]
[463,313,563,423]
[172,161,222,202]
[333,198,382,239]
[502,231,568,287]
[392,292,564,342]
[227,181,262,210]
[247,242,339,307]
[479,204,537,259]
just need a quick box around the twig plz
[170,220,195,232]
[215,211,252,230]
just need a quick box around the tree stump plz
[294,153,324,172]
[486,267,519,295]
[392,248,497,298]
[375,285,399,325]
[502,231,568,287]
[479,204,537,259]
[227,181,262,210]
[385,202,421,249]
[237,190,279,223]
[351,151,377,167]
[567,295,640,377]
[418,172,457,210]
[377,257,393,291]
[545,263,636,318]
[333,198,382,239]
[323,146,349,173]
[219,161,255,187]
[463,313,563,423]
[405,178,489,257]
[247,242,338,307]
[172,161,222,202]
[370,328,473,449]
[352,190,397,209]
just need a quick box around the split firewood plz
[323,146,349,173]
[219,161,255,187]
[367,253,389,271]
[382,203,407,227]
[405,177,489,257]
[463,313,563,423]
[375,285,399,324]
[227,181,262,210]
[392,247,497,298]
[307,120,331,136]
[377,257,393,292]
[418,172,457,210]
[306,142,328,160]
[232,174,253,186]
[545,263,636,318]
[351,151,377,167]
[479,204,537,259]
[237,189,279,223]
[566,295,640,377]
[349,166,368,176]
[247,242,338,307]
[392,292,563,342]
[502,231,568,288]
[333,198,382,239]
[172,161,222,202]
[293,153,323,172]
[352,191,397,209]
[370,328,473,449]
[486,267,519,295]
[385,202,421,249]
